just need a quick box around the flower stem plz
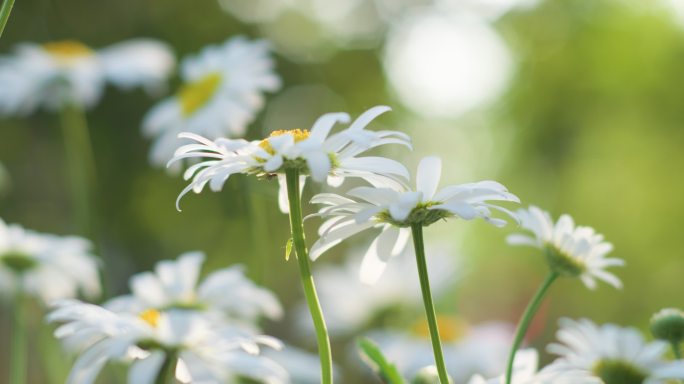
[504,272,558,384]
[59,103,97,237]
[10,286,27,384]
[155,353,177,384]
[0,0,16,39]
[285,168,333,384]
[671,341,682,360]
[410,223,450,384]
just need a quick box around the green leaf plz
[285,238,293,261]
[358,338,406,384]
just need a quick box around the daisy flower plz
[466,349,598,384]
[365,319,515,383]
[169,105,411,212]
[0,38,174,115]
[507,206,624,289]
[310,155,518,284]
[48,300,288,384]
[0,218,100,304]
[143,36,281,168]
[545,318,684,384]
[104,251,282,324]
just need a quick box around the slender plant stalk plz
[411,224,450,384]
[155,353,177,384]
[504,272,558,384]
[0,0,16,39]
[284,168,333,384]
[10,286,27,384]
[59,103,97,237]
[671,341,682,360]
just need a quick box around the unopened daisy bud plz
[650,308,684,345]
[412,366,454,384]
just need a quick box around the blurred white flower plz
[507,206,624,289]
[263,343,335,384]
[0,39,174,115]
[296,245,458,336]
[310,156,518,283]
[143,36,281,169]
[49,300,288,384]
[104,251,282,324]
[169,105,411,212]
[466,349,596,384]
[365,319,514,383]
[544,318,684,384]
[0,218,100,304]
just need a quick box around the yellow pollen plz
[411,315,470,343]
[42,40,93,62]
[177,72,223,116]
[259,129,310,154]
[139,309,161,327]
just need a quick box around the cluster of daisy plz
[0,30,682,384]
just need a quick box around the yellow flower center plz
[411,315,470,343]
[259,129,310,154]
[177,72,223,117]
[139,309,161,328]
[42,40,94,63]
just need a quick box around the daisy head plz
[0,219,101,304]
[545,318,684,384]
[309,156,517,283]
[143,36,281,168]
[507,206,624,289]
[49,300,288,384]
[104,251,282,323]
[169,105,411,212]
[0,38,174,115]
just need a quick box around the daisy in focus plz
[507,205,624,289]
[169,105,411,212]
[48,300,288,384]
[0,38,174,115]
[310,155,518,284]
[544,318,684,384]
[143,36,281,168]
[0,218,100,304]
[105,251,282,324]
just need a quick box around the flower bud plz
[650,308,684,344]
[411,366,453,384]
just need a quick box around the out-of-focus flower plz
[466,349,597,384]
[0,218,100,304]
[296,245,458,336]
[650,308,684,347]
[507,206,624,289]
[0,39,174,115]
[365,319,514,383]
[49,300,287,384]
[311,156,518,283]
[143,37,280,169]
[169,105,411,212]
[545,318,684,384]
[105,252,282,324]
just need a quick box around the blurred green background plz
[1,0,683,382]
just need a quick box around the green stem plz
[155,353,177,384]
[59,103,97,237]
[411,224,450,384]
[10,286,27,384]
[0,0,16,39]
[671,341,682,360]
[284,168,333,384]
[504,272,558,384]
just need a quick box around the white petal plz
[416,156,442,201]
